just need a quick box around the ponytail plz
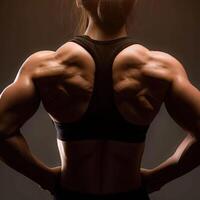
[77,8,89,35]
[75,0,136,35]
[73,1,89,35]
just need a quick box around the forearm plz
[146,134,200,189]
[0,130,53,189]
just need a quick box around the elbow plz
[171,134,200,163]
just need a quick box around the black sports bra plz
[52,35,151,143]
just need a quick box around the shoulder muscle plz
[0,51,55,138]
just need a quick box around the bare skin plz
[1,1,200,197]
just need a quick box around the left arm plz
[140,51,200,193]
[141,135,200,193]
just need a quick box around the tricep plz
[164,75,200,139]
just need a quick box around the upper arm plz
[0,52,44,139]
[163,55,200,139]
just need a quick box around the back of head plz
[76,0,137,34]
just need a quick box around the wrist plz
[144,156,178,189]
[37,167,55,190]
[140,167,166,193]
[39,166,62,195]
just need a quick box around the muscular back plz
[0,40,190,192]
[0,38,195,193]
[34,42,177,126]
[32,42,176,192]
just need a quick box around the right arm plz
[0,51,61,194]
[141,52,200,193]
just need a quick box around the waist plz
[54,184,149,200]
[54,138,146,196]
[56,167,143,195]
[56,152,144,194]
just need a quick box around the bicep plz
[0,64,41,139]
[164,75,200,138]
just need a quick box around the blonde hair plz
[72,1,88,35]
[74,0,136,35]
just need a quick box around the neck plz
[84,17,128,41]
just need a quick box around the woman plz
[0,0,200,199]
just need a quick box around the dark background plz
[0,0,200,199]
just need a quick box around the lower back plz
[57,139,145,194]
